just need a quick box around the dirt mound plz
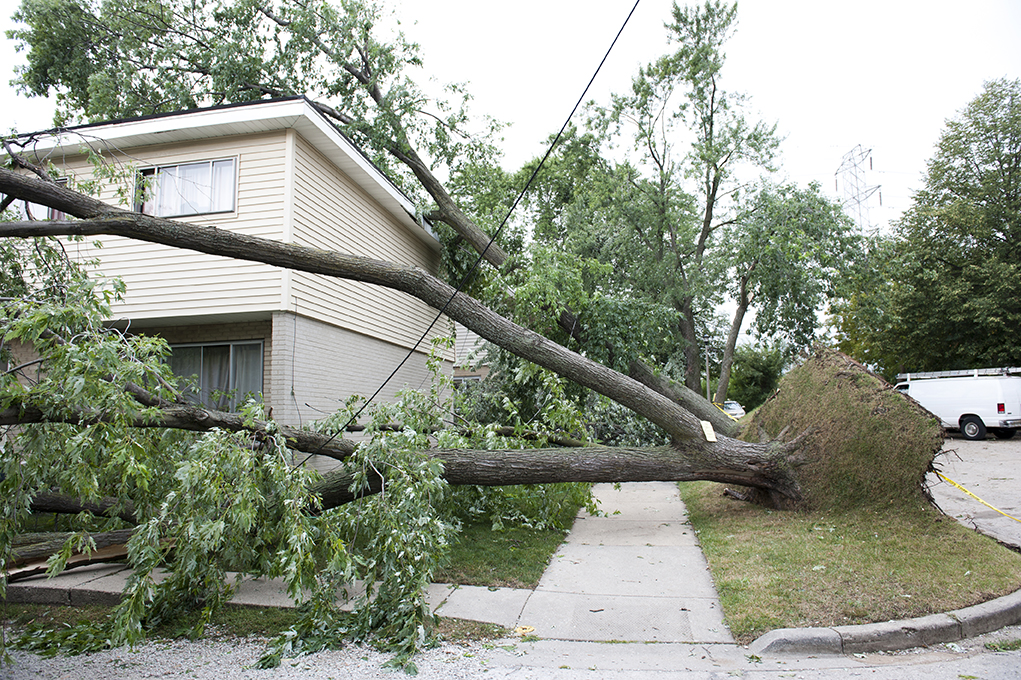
[744,347,944,511]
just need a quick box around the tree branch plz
[0,399,356,461]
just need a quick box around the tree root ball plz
[740,346,944,511]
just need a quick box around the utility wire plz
[301,0,644,466]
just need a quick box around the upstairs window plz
[169,340,262,411]
[137,158,236,217]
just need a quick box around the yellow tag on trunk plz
[700,420,717,442]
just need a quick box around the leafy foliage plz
[0,236,596,669]
[722,182,857,349]
[7,0,508,213]
[832,78,1021,375]
[522,2,850,402]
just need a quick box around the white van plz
[895,368,1021,440]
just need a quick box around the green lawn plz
[678,481,1021,643]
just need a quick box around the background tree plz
[725,342,786,412]
[832,78,1021,375]
[585,0,780,394]
[525,3,852,403]
[713,181,856,401]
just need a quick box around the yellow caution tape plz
[935,472,1021,524]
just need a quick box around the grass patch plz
[985,638,1021,652]
[2,602,300,642]
[679,481,1021,643]
[3,603,111,631]
[433,617,508,643]
[435,501,580,589]
[3,602,508,648]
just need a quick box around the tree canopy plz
[523,0,854,401]
[833,78,1021,376]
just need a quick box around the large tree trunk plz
[312,440,801,510]
[713,284,751,404]
[677,301,703,393]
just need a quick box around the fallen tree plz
[0,167,801,506]
[0,131,939,671]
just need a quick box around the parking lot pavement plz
[927,434,1021,550]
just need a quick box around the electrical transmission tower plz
[835,145,882,233]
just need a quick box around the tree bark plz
[0,401,356,461]
[713,284,751,404]
[677,302,703,393]
[8,529,135,567]
[0,171,703,441]
[29,492,138,524]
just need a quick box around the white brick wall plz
[269,312,453,474]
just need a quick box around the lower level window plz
[169,341,263,411]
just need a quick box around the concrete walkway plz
[7,482,732,645]
[437,482,730,643]
[513,481,730,643]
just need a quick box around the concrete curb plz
[749,587,1021,656]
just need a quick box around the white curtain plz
[200,345,232,410]
[231,342,263,406]
[153,159,235,217]
[211,159,236,213]
[169,346,203,404]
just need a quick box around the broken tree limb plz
[0,399,357,460]
[5,528,137,581]
[29,492,138,524]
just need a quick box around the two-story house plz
[15,97,452,469]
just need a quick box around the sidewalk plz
[927,435,1021,550]
[5,482,733,645]
[481,481,730,643]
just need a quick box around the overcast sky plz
[4,0,1021,230]
[400,0,1021,230]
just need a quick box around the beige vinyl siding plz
[290,134,446,352]
[54,132,290,321]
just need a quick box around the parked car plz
[894,368,1021,440]
[720,400,746,419]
